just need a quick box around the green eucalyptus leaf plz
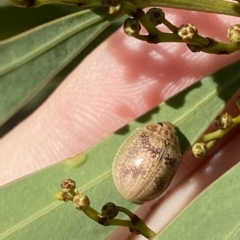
[0,4,80,40]
[0,60,240,239]
[0,8,119,126]
[155,162,240,240]
[137,0,240,17]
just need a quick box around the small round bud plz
[55,191,65,201]
[236,96,240,109]
[215,113,232,129]
[55,191,72,202]
[73,193,90,210]
[178,24,198,42]
[192,143,207,158]
[102,0,121,14]
[61,179,76,193]
[227,24,240,43]
[99,202,118,219]
[146,8,165,26]
[123,18,141,36]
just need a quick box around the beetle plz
[112,122,181,203]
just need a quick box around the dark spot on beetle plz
[164,154,177,168]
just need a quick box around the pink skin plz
[1,9,240,239]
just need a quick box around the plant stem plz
[162,19,178,33]
[199,114,240,142]
[82,205,157,239]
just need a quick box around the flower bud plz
[215,113,232,129]
[123,18,141,36]
[61,179,76,193]
[178,24,198,42]
[73,193,90,210]
[146,8,165,26]
[227,24,240,43]
[102,0,121,14]
[55,191,72,202]
[192,142,207,158]
[99,202,118,219]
